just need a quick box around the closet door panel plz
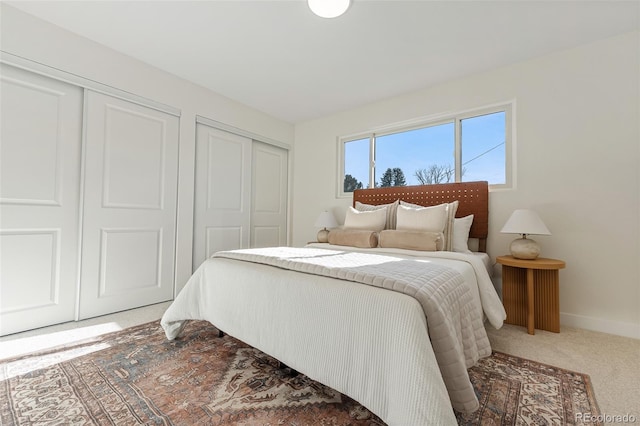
[251,142,288,248]
[102,105,165,209]
[0,65,83,335]
[193,125,251,270]
[79,91,178,319]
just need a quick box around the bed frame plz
[353,180,489,252]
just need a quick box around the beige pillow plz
[378,230,440,251]
[400,200,458,251]
[344,207,386,232]
[355,199,399,229]
[396,203,447,232]
[328,229,378,248]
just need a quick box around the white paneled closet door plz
[251,142,288,248]
[0,65,83,335]
[193,125,252,270]
[78,91,179,320]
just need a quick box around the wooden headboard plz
[353,181,489,252]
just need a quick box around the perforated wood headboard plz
[353,181,489,252]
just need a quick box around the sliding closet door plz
[0,65,83,335]
[193,125,252,270]
[78,91,179,319]
[251,142,288,248]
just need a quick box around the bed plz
[161,181,506,426]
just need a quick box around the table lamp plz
[314,211,338,243]
[500,209,551,260]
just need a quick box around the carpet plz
[1,320,601,425]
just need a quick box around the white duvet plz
[161,245,505,426]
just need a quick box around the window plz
[340,104,512,196]
[460,111,507,185]
[343,137,369,193]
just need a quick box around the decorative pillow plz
[355,200,399,230]
[328,229,378,248]
[396,203,447,232]
[396,204,447,250]
[400,200,458,251]
[453,214,474,253]
[443,201,458,251]
[378,230,440,251]
[343,207,386,232]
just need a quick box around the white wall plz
[0,5,295,293]
[292,31,640,338]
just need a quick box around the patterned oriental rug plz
[1,320,601,426]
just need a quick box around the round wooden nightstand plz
[496,255,566,335]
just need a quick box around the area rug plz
[0,320,601,425]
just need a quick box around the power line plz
[462,141,505,166]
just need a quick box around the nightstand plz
[496,255,566,335]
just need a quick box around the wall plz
[0,5,295,294]
[292,31,640,338]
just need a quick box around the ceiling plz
[6,1,639,124]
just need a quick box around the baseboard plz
[560,312,640,339]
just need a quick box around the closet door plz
[193,125,252,270]
[0,65,83,335]
[251,142,288,248]
[78,91,179,319]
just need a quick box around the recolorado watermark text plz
[576,413,637,423]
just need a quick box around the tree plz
[343,174,363,192]
[380,168,394,187]
[379,167,407,187]
[414,164,465,185]
[392,167,406,186]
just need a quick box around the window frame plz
[337,102,514,198]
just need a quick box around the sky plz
[344,111,505,189]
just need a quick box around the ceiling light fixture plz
[308,0,351,18]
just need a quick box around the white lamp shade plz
[314,211,338,229]
[500,209,551,236]
[308,0,351,18]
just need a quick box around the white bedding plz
[161,246,505,426]
[473,252,493,277]
[306,243,504,328]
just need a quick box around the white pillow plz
[400,200,458,251]
[355,200,399,230]
[344,207,386,232]
[396,203,448,233]
[453,214,474,253]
